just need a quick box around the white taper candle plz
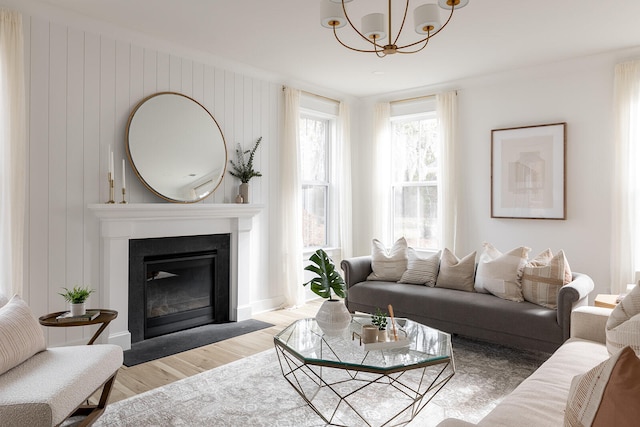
[122,159,126,189]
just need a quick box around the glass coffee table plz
[274,315,454,426]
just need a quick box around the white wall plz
[15,6,283,346]
[354,48,640,298]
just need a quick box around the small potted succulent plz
[303,249,350,334]
[59,285,94,316]
[371,307,388,342]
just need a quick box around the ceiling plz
[33,0,640,97]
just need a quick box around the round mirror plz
[126,92,227,203]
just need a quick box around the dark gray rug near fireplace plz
[123,319,274,366]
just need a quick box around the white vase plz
[315,299,352,336]
[70,303,86,316]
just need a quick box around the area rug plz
[99,336,549,426]
[123,319,273,366]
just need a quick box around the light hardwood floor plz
[103,300,322,404]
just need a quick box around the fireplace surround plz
[129,234,230,343]
[88,203,263,350]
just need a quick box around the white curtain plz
[372,103,391,242]
[612,60,640,294]
[437,91,459,251]
[0,9,26,300]
[280,88,305,307]
[337,102,353,260]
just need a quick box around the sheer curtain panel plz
[280,88,305,307]
[372,103,391,243]
[612,60,640,294]
[0,9,26,299]
[437,91,459,252]
[338,102,353,260]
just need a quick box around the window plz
[300,113,334,248]
[390,107,440,249]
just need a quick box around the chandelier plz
[320,0,469,57]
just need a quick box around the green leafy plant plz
[59,286,94,304]
[303,249,346,300]
[371,308,388,330]
[228,136,263,183]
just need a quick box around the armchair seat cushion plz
[0,344,123,426]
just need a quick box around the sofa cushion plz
[435,249,476,292]
[398,249,440,286]
[521,250,572,309]
[366,237,408,282]
[606,284,640,356]
[348,281,562,345]
[474,243,530,302]
[475,338,609,427]
[564,346,640,427]
[0,295,46,375]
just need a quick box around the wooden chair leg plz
[58,371,118,427]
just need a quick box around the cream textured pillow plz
[521,249,572,309]
[366,237,408,282]
[564,346,640,427]
[435,248,476,292]
[474,243,530,302]
[398,249,440,286]
[606,284,640,356]
[0,295,46,375]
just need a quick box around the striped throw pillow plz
[606,284,640,356]
[0,295,46,375]
[398,249,440,286]
[565,346,640,427]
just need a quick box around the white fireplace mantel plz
[88,203,264,350]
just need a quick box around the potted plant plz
[372,307,388,342]
[59,285,94,316]
[303,249,350,335]
[228,136,262,203]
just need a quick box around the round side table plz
[39,309,118,345]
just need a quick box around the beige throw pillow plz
[474,243,530,302]
[367,237,408,282]
[564,346,640,427]
[398,249,440,286]
[521,249,572,309]
[435,248,476,292]
[0,295,46,375]
[606,284,640,356]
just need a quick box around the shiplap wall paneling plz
[27,16,49,321]
[83,31,102,342]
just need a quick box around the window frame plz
[299,104,338,251]
[389,100,441,250]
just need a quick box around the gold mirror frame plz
[126,92,227,203]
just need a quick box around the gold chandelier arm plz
[392,0,411,46]
[332,26,381,54]
[396,37,430,54]
[396,2,455,51]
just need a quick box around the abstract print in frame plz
[491,122,566,219]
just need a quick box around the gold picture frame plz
[491,122,566,219]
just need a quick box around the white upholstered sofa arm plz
[570,306,612,344]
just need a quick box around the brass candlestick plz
[106,173,115,204]
[120,187,127,204]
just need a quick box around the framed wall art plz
[491,122,566,219]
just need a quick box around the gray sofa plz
[341,255,594,353]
